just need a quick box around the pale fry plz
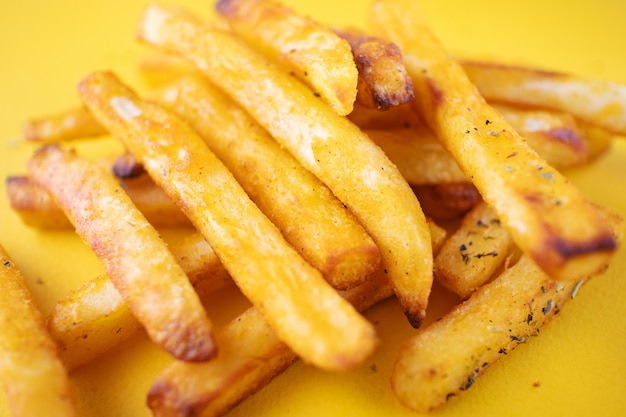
[6,174,191,229]
[392,255,596,412]
[137,4,433,327]
[371,0,618,280]
[22,105,106,143]
[77,70,377,371]
[0,245,79,417]
[48,232,230,370]
[461,60,626,136]
[335,26,414,110]
[216,0,358,116]
[27,145,216,362]
[434,201,515,299]
[170,75,380,290]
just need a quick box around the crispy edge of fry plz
[335,26,414,110]
[137,3,433,328]
[6,174,191,229]
[348,101,422,129]
[0,245,78,417]
[170,74,380,290]
[460,59,626,136]
[22,106,107,143]
[371,0,619,281]
[77,70,377,372]
[216,0,358,116]
[412,183,481,221]
[27,144,217,362]
[48,231,230,370]
[434,201,515,299]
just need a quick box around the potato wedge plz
[77,70,377,371]
[216,0,358,115]
[170,74,380,290]
[371,0,618,281]
[335,26,414,110]
[461,60,626,136]
[27,145,216,362]
[137,3,433,328]
[0,245,78,417]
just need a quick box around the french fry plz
[335,26,414,110]
[434,201,516,299]
[577,119,616,160]
[48,231,230,370]
[137,3,433,328]
[392,255,603,412]
[461,60,626,136]
[22,105,106,143]
[412,183,481,221]
[371,0,619,281]
[348,101,422,129]
[27,145,217,362]
[77,70,377,371]
[0,245,79,417]
[6,174,191,229]
[170,74,380,290]
[216,0,358,116]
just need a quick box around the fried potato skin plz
[216,0,358,115]
[137,4,433,327]
[371,0,618,281]
[27,145,216,362]
[0,245,79,417]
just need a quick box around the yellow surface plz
[1,0,625,416]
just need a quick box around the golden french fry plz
[48,231,230,370]
[412,183,480,220]
[216,0,358,116]
[576,119,617,160]
[434,201,515,299]
[170,74,380,290]
[137,3,433,328]
[77,70,377,371]
[27,145,216,362]
[461,60,626,136]
[22,105,106,143]
[348,101,422,129]
[0,245,79,417]
[6,174,191,229]
[335,26,414,110]
[371,0,618,281]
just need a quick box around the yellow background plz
[1,0,625,416]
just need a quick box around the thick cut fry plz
[77,70,377,371]
[371,0,618,281]
[216,0,358,116]
[335,26,414,110]
[137,4,433,327]
[461,60,626,136]
[27,145,216,362]
[48,232,230,370]
[170,75,380,290]
[434,201,515,299]
[22,106,105,143]
[6,174,190,229]
[0,245,78,417]
[392,255,596,412]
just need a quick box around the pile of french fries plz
[2,0,625,415]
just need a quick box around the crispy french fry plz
[27,145,216,362]
[392,255,600,412]
[491,103,589,168]
[0,245,79,417]
[6,174,190,229]
[335,26,414,110]
[461,60,626,136]
[22,105,106,143]
[137,3,433,328]
[48,231,230,370]
[412,183,480,220]
[216,0,358,116]
[434,201,515,299]
[77,70,377,371]
[348,101,422,129]
[371,0,618,281]
[170,74,380,290]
